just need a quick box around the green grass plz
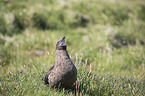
[0,0,145,95]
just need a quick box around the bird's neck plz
[54,49,70,66]
[56,46,66,50]
[55,49,69,57]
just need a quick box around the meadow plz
[0,0,145,95]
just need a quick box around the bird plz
[42,37,77,88]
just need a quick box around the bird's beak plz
[62,36,65,41]
[59,37,67,46]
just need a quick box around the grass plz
[0,0,145,95]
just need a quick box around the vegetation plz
[0,0,145,95]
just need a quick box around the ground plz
[0,0,145,95]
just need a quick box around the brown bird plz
[42,37,77,88]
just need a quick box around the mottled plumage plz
[42,37,77,88]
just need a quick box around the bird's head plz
[56,36,67,50]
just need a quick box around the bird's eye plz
[57,41,60,44]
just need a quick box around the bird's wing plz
[43,65,54,84]
[48,65,54,71]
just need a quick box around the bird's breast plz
[54,50,74,73]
